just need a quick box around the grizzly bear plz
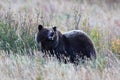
[35,24,96,64]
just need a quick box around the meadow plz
[0,0,120,80]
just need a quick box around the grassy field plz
[0,0,120,80]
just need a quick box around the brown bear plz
[35,24,96,64]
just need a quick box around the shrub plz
[0,22,18,53]
[90,27,103,52]
[111,39,120,55]
[0,22,36,54]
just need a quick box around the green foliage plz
[90,28,100,45]
[111,39,120,58]
[90,27,103,52]
[0,22,18,53]
[0,22,36,54]
[36,75,42,80]
[96,55,107,72]
[17,28,37,54]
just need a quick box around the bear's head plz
[35,24,59,50]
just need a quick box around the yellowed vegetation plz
[112,39,120,54]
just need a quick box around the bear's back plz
[63,30,91,42]
[63,30,96,58]
[63,30,87,38]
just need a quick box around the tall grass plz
[0,51,119,80]
[0,0,120,80]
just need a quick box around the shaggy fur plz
[35,25,96,64]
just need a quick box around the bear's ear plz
[38,25,43,31]
[52,26,57,32]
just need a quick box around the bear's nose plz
[48,36,54,40]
